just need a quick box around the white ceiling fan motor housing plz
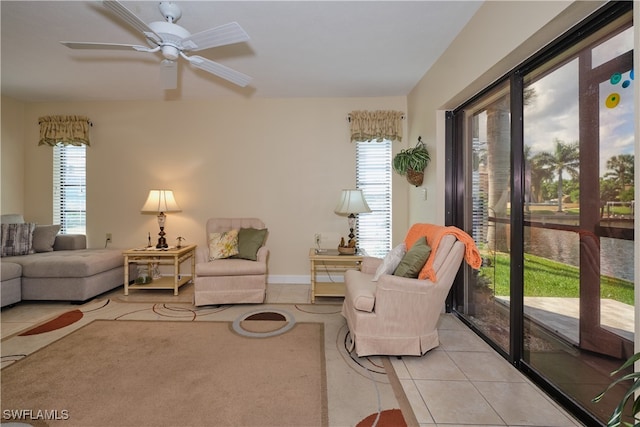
[148,21,191,61]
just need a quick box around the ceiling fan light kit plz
[61,1,252,89]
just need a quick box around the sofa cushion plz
[394,237,431,278]
[1,223,36,256]
[1,214,25,224]
[232,228,268,261]
[32,225,61,253]
[8,249,123,278]
[1,261,22,280]
[208,229,239,260]
[372,243,406,281]
[53,234,87,251]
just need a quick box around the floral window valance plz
[38,115,92,146]
[348,110,405,142]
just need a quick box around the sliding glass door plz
[449,4,634,425]
[458,81,512,356]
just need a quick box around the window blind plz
[53,144,86,234]
[356,140,392,258]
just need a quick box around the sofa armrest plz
[256,246,269,263]
[53,234,87,251]
[196,246,209,263]
[361,257,382,274]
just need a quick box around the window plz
[356,140,392,258]
[53,144,86,234]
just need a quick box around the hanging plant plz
[393,137,430,186]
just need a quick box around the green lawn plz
[481,252,634,305]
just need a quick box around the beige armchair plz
[194,218,269,306]
[341,223,479,357]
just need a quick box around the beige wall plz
[1,96,25,213]
[3,96,409,280]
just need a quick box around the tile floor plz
[1,283,583,427]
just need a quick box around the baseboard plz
[267,275,309,284]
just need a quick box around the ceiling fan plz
[61,1,252,89]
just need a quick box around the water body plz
[525,227,634,282]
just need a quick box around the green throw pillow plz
[393,236,432,278]
[233,228,268,261]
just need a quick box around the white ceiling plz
[1,1,482,102]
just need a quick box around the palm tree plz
[605,154,634,197]
[534,139,579,212]
[525,146,555,204]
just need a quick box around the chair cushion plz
[208,229,239,260]
[394,236,431,278]
[32,224,61,253]
[196,258,266,276]
[372,243,406,281]
[232,228,268,261]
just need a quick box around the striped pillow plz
[1,222,36,256]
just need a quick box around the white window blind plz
[356,140,392,258]
[53,143,86,234]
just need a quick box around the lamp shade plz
[334,189,371,215]
[140,190,181,213]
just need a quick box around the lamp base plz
[156,227,168,249]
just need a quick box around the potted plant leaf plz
[393,137,431,186]
[592,351,640,426]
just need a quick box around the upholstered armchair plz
[194,218,269,306]
[341,223,480,357]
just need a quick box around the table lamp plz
[334,189,371,245]
[141,189,181,248]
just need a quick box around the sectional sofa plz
[1,214,135,307]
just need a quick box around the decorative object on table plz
[176,236,185,249]
[393,136,430,186]
[141,189,181,248]
[338,244,356,255]
[334,189,371,248]
[135,265,152,284]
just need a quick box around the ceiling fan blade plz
[61,41,155,52]
[181,22,250,52]
[160,60,178,90]
[186,55,252,87]
[102,0,162,44]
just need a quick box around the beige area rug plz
[1,297,417,427]
[2,319,326,427]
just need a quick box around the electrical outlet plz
[106,233,112,242]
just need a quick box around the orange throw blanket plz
[404,223,482,282]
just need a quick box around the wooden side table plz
[308,248,363,303]
[123,244,197,296]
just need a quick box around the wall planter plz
[393,137,430,186]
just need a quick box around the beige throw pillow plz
[208,229,239,260]
[32,224,61,252]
